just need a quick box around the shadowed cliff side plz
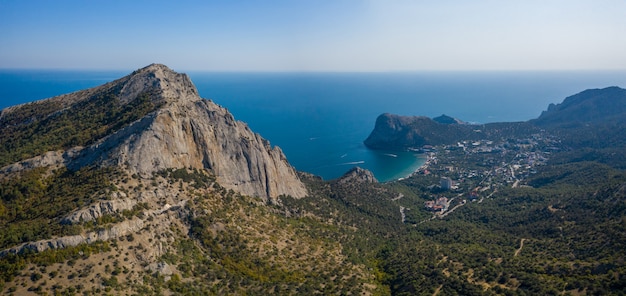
[363,113,478,150]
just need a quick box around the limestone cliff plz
[76,64,306,200]
[364,113,467,150]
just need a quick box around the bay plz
[1,69,625,181]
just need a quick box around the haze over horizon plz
[1,0,625,72]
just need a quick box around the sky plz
[1,0,625,71]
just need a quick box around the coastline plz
[384,151,430,182]
[406,152,437,179]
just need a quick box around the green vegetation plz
[0,166,116,250]
[156,168,215,189]
[0,89,161,167]
[144,157,626,295]
[0,241,110,292]
[374,160,626,295]
[1,144,624,294]
[107,172,383,295]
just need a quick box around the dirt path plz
[432,284,443,296]
[514,238,527,257]
[392,193,404,201]
[478,189,498,204]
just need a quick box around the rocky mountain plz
[363,113,481,150]
[337,167,378,185]
[0,64,306,201]
[1,65,374,295]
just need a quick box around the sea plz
[1,69,625,182]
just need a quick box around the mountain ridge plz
[533,86,626,127]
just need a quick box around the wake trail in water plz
[311,160,365,170]
[338,161,365,166]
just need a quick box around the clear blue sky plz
[1,0,625,71]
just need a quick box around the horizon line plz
[2,66,626,74]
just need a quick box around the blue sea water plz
[1,69,625,181]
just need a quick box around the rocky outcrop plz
[338,167,378,184]
[62,193,136,225]
[364,113,429,150]
[147,262,173,277]
[66,64,307,200]
[118,64,199,105]
[0,187,193,256]
[0,218,144,255]
[0,148,81,176]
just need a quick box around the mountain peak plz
[119,63,199,105]
[78,64,307,199]
[338,167,378,184]
[433,114,464,125]
[138,63,172,71]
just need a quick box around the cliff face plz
[3,64,307,200]
[363,113,475,150]
[79,64,306,200]
[0,64,372,294]
[363,113,429,150]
